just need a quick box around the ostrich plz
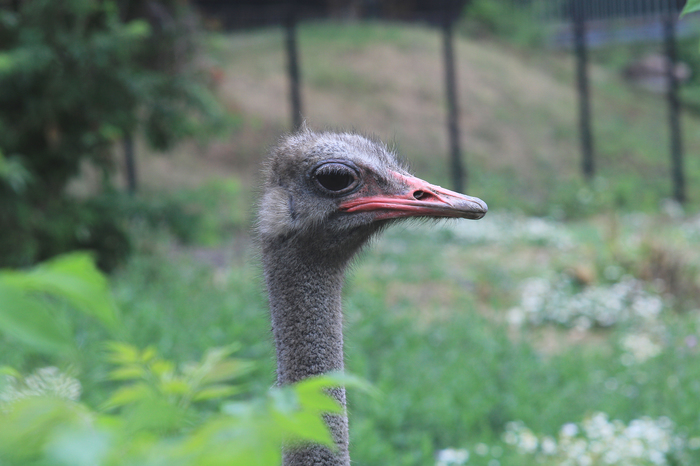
[258,128,487,466]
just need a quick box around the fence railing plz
[528,0,684,23]
[554,0,689,202]
[117,0,693,204]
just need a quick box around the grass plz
[6,202,700,464]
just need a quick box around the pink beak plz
[339,173,487,220]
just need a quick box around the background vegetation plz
[3,0,700,464]
[0,0,228,271]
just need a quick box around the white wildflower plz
[1,367,81,409]
[504,413,684,466]
[541,436,557,455]
[561,423,579,438]
[435,448,469,465]
[510,274,666,329]
[444,213,573,249]
[475,443,489,456]
[520,432,539,453]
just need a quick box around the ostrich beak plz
[339,172,487,220]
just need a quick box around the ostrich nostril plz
[413,190,425,200]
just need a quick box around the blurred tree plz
[0,0,227,271]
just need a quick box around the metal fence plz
[547,0,690,201]
[110,0,694,203]
[189,0,694,202]
[526,0,685,23]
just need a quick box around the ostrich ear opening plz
[258,187,295,238]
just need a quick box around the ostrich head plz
[259,129,487,261]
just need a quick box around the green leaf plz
[0,366,21,378]
[293,372,370,390]
[104,342,142,365]
[181,415,284,466]
[124,19,150,38]
[0,52,14,72]
[122,397,190,433]
[102,383,152,409]
[140,346,158,363]
[98,123,123,141]
[292,385,342,415]
[160,379,190,396]
[0,284,74,355]
[107,365,147,381]
[45,427,111,466]
[0,397,91,461]
[150,359,175,377]
[192,385,242,402]
[293,372,377,411]
[0,253,120,330]
[198,359,254,385]
[681,0,700,16]
[270,408,335,446]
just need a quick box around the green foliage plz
[0,252,118,356]
[0,0,230,270]
[5,213,700,465]
[0,192,133,271]
[338,223,700,465]
[681,0,700,17]
[0,358,349,465]
[0,253,354,465]
[0,150,30,193]
[102,343,252,411]
[131,178,249,246]
[461,0,546,46]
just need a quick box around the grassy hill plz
[132,21,700,217]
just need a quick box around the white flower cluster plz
[508,275,664,329]
[0,367,81,408]
[435,448,469,466]
[620,332,663,365]
[444,213,573,249]
[504,412,684,465]
[435,444,505,466]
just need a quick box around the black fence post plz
[442,2,465,193]
[662,0,685,203]
[572,0,595,180]
[285,2,303,132]
[123,134,137,195]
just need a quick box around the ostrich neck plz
[262,239,353,466]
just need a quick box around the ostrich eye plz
[312,162,360,195]
[318,172,353,191]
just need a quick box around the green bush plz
[461,0,546,46]
[0,0,229,270]
[0,253,353,465]
[0,193,132,271]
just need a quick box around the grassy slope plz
[125,21,700,215]
[198,21,700,216]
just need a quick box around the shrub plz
[0,0,228,270]
[0,253,353,465]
